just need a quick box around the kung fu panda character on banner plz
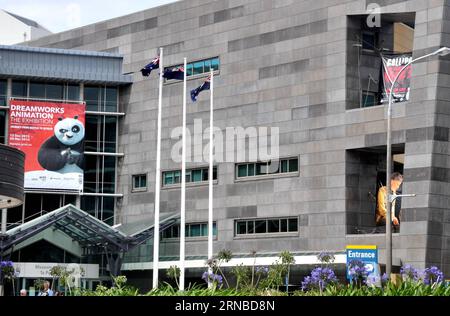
[38,116,85,174]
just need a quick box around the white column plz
[152,47,164,289]
[179,57,187,291]
[208,70,214,288]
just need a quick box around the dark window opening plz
[346,145,405,235]
[347,13,416,110]
[235,217,299,236]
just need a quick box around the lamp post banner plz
[8,99,86,192]
[381,53,412,103]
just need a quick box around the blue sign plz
[346,245,379,281]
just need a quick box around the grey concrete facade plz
[25,0,450,277]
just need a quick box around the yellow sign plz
[346,245,377,250]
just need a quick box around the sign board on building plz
[346,245,379,281]
[13,262,99,279]
[381,53,412,103]
[8,99,86,192]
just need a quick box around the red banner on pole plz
[381,53,412,103]
[8,99,85,192]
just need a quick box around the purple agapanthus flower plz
[365,275,380,287]
[317,252,335,264]
[400,264,420,281]
[423,266,444,285]
[381,273,389,285]
[302,267,338,291]
[348,260,370,284]
[0,261,13,268]
[1,260,15,280]
[201,271,223,285]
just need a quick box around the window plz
[84,85,118,112]
[0,110,6,144]
[0,80,6,107]
[14,81,80,101]
[12,80,27,97]
[162,167,217,187]
[85,115,117,153]
[162,222,217,239]
[81,195,115,226]
[235,217,298,236]
[165,57,219,81]
[236,158,299,179]
[362,91,378,107]
[362,31,378,51]
[21,193,76,224]
[84,155,116,194]
[132,174,147,191]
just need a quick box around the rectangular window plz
[237,165,247,177]
[84,155,116,194]
[235,217,298,236]
[12,80,27,97]
[237,221,247,235]
[162,167,217,187]
[11,81,81,101]
[85,115,117,153]
[288,218,298,232]
[192,169,202,182]
[80,195,115,225]
[84,85,118,112]
[0,80,7,107]
[268,219,280,233]
[164,57,220,82]
[67,84,80,101]
[236,158,299,179]
[362,31,378,51]
[161,222,217,239]
[0,110,6,144]
[29,82,65,100]
[362,91,378,108]
[288,158,299,172]
[46,83,64,100]
[255,220,267,234]
[29,82,44,99]
[132,174,147,191]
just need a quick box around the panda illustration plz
[38,116,85,174]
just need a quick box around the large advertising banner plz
[8,100,85,192]
[381,53,413,103]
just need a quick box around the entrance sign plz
[346,245,379,280]
[8,99,85,192]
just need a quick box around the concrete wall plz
[26,0,450,276]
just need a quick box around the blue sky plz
[0,0,178,33]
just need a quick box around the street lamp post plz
[385,47,450,277]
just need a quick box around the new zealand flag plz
[163,66,185,80]
[140,56,160,77]
[190,76,211,102]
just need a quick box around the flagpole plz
[208,70,214,288]
[152,47,163,289]
[179,57,187,291]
